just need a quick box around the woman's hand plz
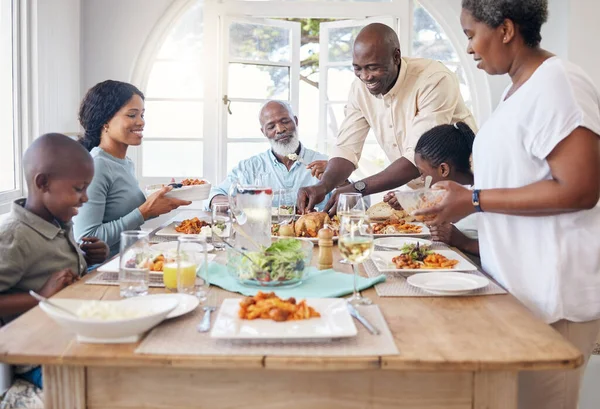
[428,223,453,244]
[139,186,192,220]
[306,160,328,180]
[80,237,110,264]
[383,191,402,210]
[415,181,474,225]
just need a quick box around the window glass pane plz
[228,63,289,99]
[228,102,265,139]
[326,103,345,141]
[229,22,290,63]
[327,66,354,101]
[227,142,270,172]
[144,101,203,139]
[142,141,203,177]
[146,61,203,98]
[157,1,203,60]
[412,1,459,62]
[328,26,362,63]
[0,1,15,192]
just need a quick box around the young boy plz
[0,133,109,388]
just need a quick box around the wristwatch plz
[472,189,483,212]
[353,180,367,194]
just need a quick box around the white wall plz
[81,0,173,92]
[33,0,81,135]
[568,0,600,89]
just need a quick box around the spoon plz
[424,175,433,189]
[29,290,79,318]
[212,236,263,270]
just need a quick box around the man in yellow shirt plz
[297,23,477,214]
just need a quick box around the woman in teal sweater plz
[74,80,191,256]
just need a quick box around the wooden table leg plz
[43,365,86,409]
[473,371,517,409]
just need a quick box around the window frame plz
[0,0,25,214]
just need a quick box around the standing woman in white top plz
[417,1,600,408]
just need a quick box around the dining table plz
[0,215,582,409]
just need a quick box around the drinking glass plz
[167,236,209,301]
[338,214,374,306]
[276,188,296,226]
[212,204,232,251]
[337,193,366,264]
[119,231,151,298]
[337,192,366,217]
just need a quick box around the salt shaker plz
[317,226,334,270]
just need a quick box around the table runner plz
[136,301,398,357]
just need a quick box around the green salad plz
[400,243,432,261]
[238,239,306,283]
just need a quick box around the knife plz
[347,303,380,335]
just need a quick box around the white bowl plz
[39,297,179,343]
[146,183,212,201]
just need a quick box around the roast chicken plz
[294,212,331,238]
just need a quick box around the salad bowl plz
[226,238,313,287]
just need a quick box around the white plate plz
[146,183,211,202]
[155,221,212,237]
[150,241,214,253]
[407,272,489,295]
[143,293,199,319]
[97,254,216,273]
[373,237,432,250]
[211,298,357,341]
[271,235,338,243]
[371,250,478,273]
[371,222,431,237]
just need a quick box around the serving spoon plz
[29,290,79,318]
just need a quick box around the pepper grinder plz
[317,226,334,270]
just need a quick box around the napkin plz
[205,262,385,298]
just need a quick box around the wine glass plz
[337,192,366,217]
[276,188,296,226]
[338,214,374,306]
[337,193,366,264]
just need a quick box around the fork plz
[196,290,218,333]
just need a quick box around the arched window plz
[135,0,490,188]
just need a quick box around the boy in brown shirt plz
[0,133,109,388]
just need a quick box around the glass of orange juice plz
[163,235,209,300]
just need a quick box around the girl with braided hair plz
[414,122,479,257]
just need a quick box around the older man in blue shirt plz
[209,101,335,211]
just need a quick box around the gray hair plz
[462,0,548,47]
[258,100,296,124]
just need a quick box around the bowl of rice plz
[39,297,179,343]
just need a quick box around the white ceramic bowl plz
[146,183,212,201]
[39,297,179,343]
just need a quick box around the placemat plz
[136,302,398,356]
[84,271,167,287]
[363,259,507,297]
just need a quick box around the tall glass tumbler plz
[119,231,151,298]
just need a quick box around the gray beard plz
[270,133,300,157]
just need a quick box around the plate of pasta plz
[371,247,478,273]
[370,220,430,237]
[211,295,357,341]
[155,217,213,237]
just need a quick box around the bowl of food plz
[226,238,313,287]
[146,178,211,201]
[39,297,179,343]
[393,188,446,221]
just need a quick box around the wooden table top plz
[0,220,583,372]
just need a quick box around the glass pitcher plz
[228,177,273,250]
